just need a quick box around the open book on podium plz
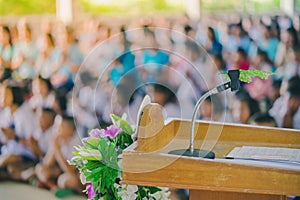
[226,146,300,166]
[121,103,300,200]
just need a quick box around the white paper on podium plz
[226,146,300,164]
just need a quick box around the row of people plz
[0,82,81,196]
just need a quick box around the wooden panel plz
[190,190,287,200]
[136,103,174,152]
[136,118,300,157]
[172,120,300,146]
[122,152,300,196]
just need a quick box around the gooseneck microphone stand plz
[169,70,240,158]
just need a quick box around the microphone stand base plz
[168,149,215,159]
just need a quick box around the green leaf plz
[219,70,274,83]
[85,138,100,148]
[111,114,134,135]
[148,186,162,194]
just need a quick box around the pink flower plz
[82,129,103,142]
[82,126,122,142]
[102,125,122,139]
[86,182,97,199]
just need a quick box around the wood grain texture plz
[135,103,168,152]
[189,190,287,200]
[122,104,300,199]
[122,151,300,196]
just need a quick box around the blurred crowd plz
[0,14,300,197]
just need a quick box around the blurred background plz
[0,0,300,199]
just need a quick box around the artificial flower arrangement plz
[69,114,170,200]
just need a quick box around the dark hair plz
[38,76,53,91]
[184,24,193,34]
[237,47,247,58]
[288,76,300,97]
[42,107,56,122]
[257,48,272,64]
[153,83,177,104]
[235,89,260,116]
[2,25,12,46]
[61,114,75,130]
[288,80,300,98]
[55,90,67,113]
[272,79,282,89]
[46,33,55,47]
[120,25,126,33]
[250,112,277,126]
[213,53,226,70]
[6,85,25,106]
[287,27,298,47]
[208,27,216,41]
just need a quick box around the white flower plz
[152,188,171,200]
[127,185,138,194]
[117,184,138,200]
[80,173,86,184]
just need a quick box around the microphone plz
[228,70,240,91]
[169,70,240,158]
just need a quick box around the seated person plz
[199,94,233,123]
[269,76,300,129]
[20,108,56,181]
[0,85,37,180]
[148,83,180,119]
[35,114,82,196]
[53,90,68,115]
[249,112,277,127]
[230,89,260,124]
[29,76,55,111]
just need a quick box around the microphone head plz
[228,70,240,91]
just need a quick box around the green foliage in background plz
[201,0,280,13]
[0,0,56,16]
[251,0,280,13]
[0,0,288,16]
[80,0,185,16]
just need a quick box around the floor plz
[0,181,85,200]
[0,181,189,200]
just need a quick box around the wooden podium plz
[122,104,300,200]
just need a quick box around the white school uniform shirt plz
[28,93,55,110]
[0,107,12,143]
[60,134,81,161]
[33,126,54,154]
[13,103,37,139]
[1,103,37,159]
[269,96,300,129]
[163,102,181,120]
[283,61,300,80]
[0,107,12,128]
[177,77,198,120]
